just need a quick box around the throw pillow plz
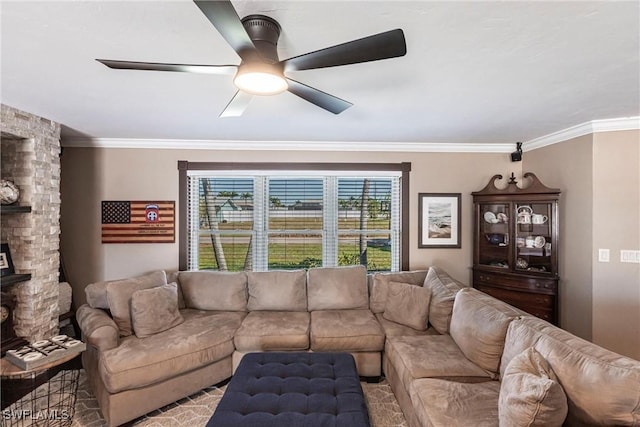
[499,347,568,427]
[382,281,432,330]
[131,283,184,339]
[423,267,466,334]
[105,270,168,337]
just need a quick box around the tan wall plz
[524,134,594,341]
[592,131,640,359]
[526,130,640,359]
[60,147,517,307]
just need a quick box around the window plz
[179,162,410,272]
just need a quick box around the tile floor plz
[71,370,408,427]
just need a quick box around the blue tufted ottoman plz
[206,352,371,427]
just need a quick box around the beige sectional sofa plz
[77,265,384,426]
[77,265,640,427]
[382,271,640,427]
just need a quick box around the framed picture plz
[0,243,15,276]
[418,193,461,248]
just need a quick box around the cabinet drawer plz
[475,285,553,308]
[476,285,555,323]
[474,271,557,293]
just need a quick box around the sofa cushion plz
[165,270,186,309]
[100,309,245,393]
[105,270,168,337]
[130,283,184,339]
[411,378,500,427]
[247,270,306,311]
[502,316,640,426]
[385,335,491,397]
[423,266,465,334]
[499,347,568,427]
[369,270,428,313]
[375,313,438,338]
[383,281,431,331]
[234,311,310,351]
[310,309,384,352]
[307,266,368,311]
[449,288,521,376]
[179,271,248,311]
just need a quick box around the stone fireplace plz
[1,104,61,342]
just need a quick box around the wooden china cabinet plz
[472,173,560,325]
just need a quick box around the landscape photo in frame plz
[418,193,461,248]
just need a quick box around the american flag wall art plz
[101,201,175,243]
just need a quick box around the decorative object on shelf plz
[532,214,548,224]
[418,193,461,248]
[1,291,26,356]
[516,257,529,269]
[517,206,532,224]
[0,179,20,205]
[0,243,15,277]
[485,233,507,246]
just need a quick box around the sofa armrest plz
[76,304,120,351]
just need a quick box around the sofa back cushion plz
[423,267,466,334]
[369,270,428,313]
[105,270,168,337]
[247,270,307,311]
[502,316,640,426]
[307,265,368,311]
[179,271,248,311]
[449,288,522,376]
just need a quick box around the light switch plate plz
[598,249,610,262]
[620,250,640,263]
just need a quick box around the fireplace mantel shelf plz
[0,274,31,288]
[0,205,31,214]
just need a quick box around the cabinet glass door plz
[478,203,510,269]
[514,202,552,273]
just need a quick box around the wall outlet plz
[620,250,640,263]
[598,249,610,262]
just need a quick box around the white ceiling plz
[1,1,639,148]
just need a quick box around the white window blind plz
[187,170,401,272]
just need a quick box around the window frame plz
[178,161,411,271]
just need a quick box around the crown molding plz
[61,138,512,153]
[61,116,640,152]
[524,117,640,151]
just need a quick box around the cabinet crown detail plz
[472,172,560,196]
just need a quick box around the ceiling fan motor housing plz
[241,15,282,63]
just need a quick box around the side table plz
[1,352,82,426]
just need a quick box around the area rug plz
[71,370,407,427]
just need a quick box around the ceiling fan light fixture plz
[234,63,288,95]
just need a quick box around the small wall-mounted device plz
[511,142,523,162]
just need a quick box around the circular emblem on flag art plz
[145,204,160,222]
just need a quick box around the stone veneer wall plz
[1,104,61,341]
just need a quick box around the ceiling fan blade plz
[282,29,406,72]
[193,0,259,62]
[286,78,352,114]
[220,90,253,117]
[96,59,237,75]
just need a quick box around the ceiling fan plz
[96,0,407,117]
